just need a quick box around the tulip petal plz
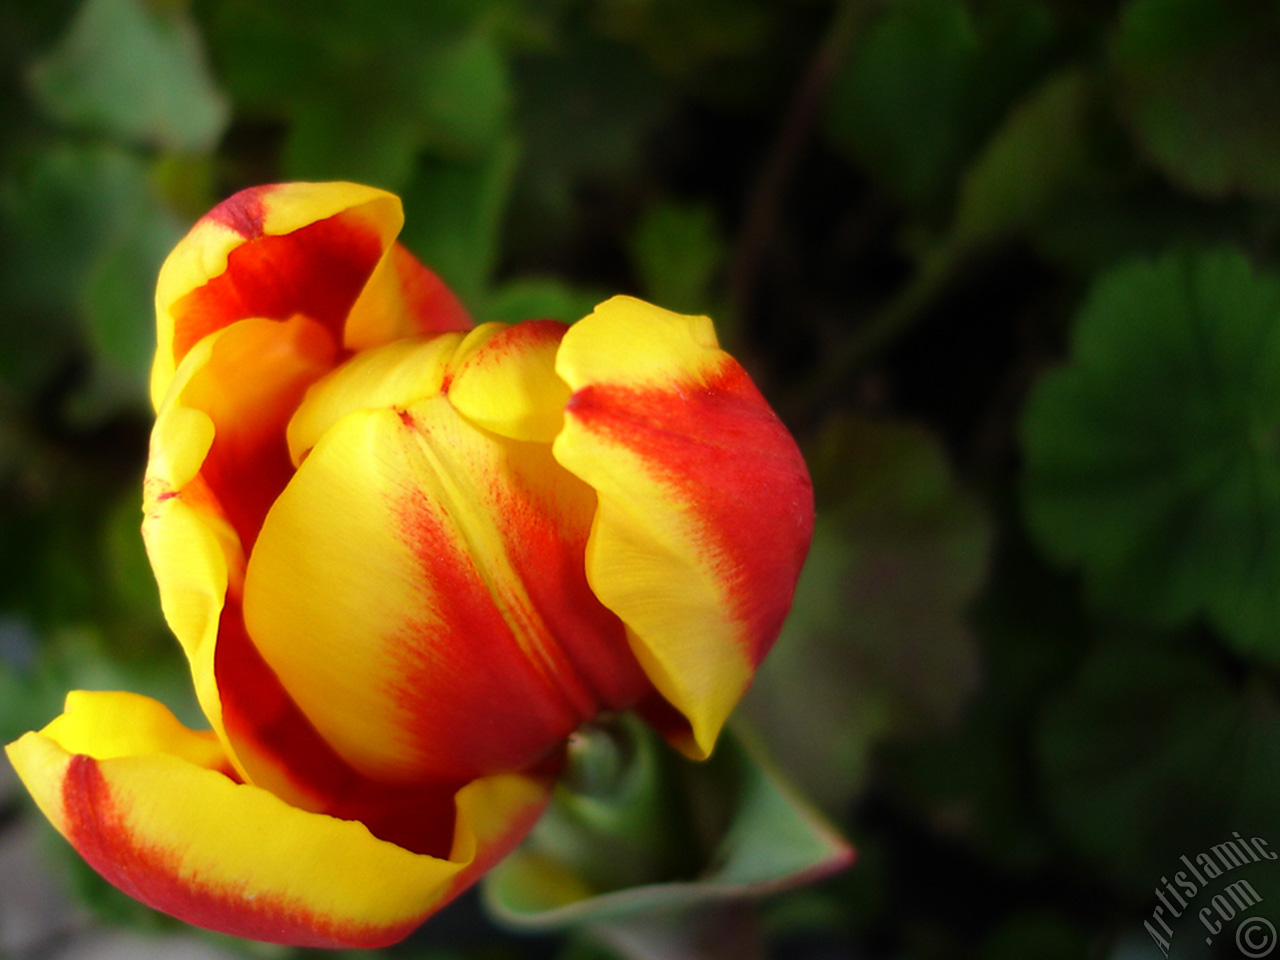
[344,243,473,351]
[144,315,337,799]
[152,182,401,408]
[553,296,814,759]
[285,331,465,465]
[244,391,648,785]
[447,320,574,443]
[5,692,549,949]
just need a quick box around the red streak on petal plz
[204,186,271,239]
[200,424,296,557]
[565,361,813,666]
[387,486,582,782]
[60,755,419,948]
[170,211,384,365]
[380,417,652,783]
[215,600,460,859]
[392,244,472,334]
[492,454,649,712]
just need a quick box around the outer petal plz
[151,182,402,408]
[5,692,550,949]
[553,296,814,759]
[144,315,337,802]
[244,380,648,785]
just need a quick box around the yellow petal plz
[344,243,472,350]
[152,182,402,409]
[554,296,813,759]
[286,332,465,465]
[245,395,646,784]
[5,692,549,948]
[447,320,574,443]
[144,315,337,800]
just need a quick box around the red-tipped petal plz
[5,692,550,949]
[553,297,813,759]
[245,345,649,783]
[152,183,403,408]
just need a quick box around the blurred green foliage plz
[5,0,1280,958]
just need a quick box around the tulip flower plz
[5,183,814,948]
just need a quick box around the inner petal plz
[243,396,648,784]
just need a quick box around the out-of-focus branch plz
[727,0,873,327]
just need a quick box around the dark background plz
[4,0,1280,958]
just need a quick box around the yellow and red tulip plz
[4,182,815,948]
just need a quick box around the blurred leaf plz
[823,0,1055,210]
[1112,0,1280,201]
[977,911,1092,960]
[509,28,667,237]
[886,520,1092,871]
[744,416,991,814]
[399,136,520,307]
[1037,638,1280,892]
[589,0,773,78]
[1031,181,1256,277]
[282,30,511,188]
[0,143,186,407]
[413,29,512,156]
[484,728,851,929]
[282,101,431,193]
[951,67,1098,245]
[101,489,162,630]
[213,2,512,188]
[28,0,229,152]
[583,905,766,960]
[628,200,725,315]
[482,276,605,324]
[1022,247,1280,660]
[76,185,186,416]
[0,617,61,744]
[0,145,131,393]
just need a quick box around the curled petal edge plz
[152,182,403,409]
[553,296,814,760]
[5,691,551,949]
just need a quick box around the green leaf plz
[823,0,1055,210]
[951,68,1098,245]
[212,3,512,189]
[483,726,851,930]
[1037,639,1280,892]
[1022,247,1280,659]
[977,911,1093,960]
[0,144,186,404]
[28,0,229,152]
[76,181,187,417]
[398,137,520,308]
[1112,0,1280,201]
[888,526,1093,873]
[744,416,991,814]
[1031,181,1256,278]
[508,29,667,239]
[627,200,725,315]
[280,28,511,187]
[413,30,512,157]
[589,0,773,79]
[481,277,605,324]
[282,101,431,193]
